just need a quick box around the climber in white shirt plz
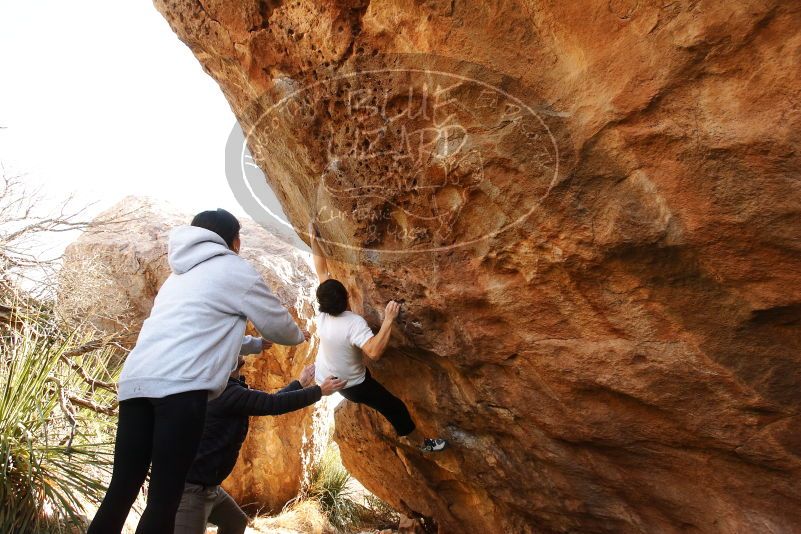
[308,222,446,452]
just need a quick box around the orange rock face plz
[61,197,318,512]
[153,2,801,532]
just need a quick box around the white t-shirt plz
[314,311,375,388]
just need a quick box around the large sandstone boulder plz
[61,196,319,512]
[153,2,801,532]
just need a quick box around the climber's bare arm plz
[361,301,401,361]
[309,222,330,283]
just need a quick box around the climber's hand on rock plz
[320,376,346,396]
[384,300,401,323]
[301,329,311,342]
[308,221,320,240]
[260,338,273,351]
[299,364,315,387]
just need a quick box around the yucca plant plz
[300,444,362,532]
[0,308,119,533]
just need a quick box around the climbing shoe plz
[421,438,447,452]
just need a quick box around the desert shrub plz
[301,444,361,532]
[288,442,400,533]
[0,304,119,533]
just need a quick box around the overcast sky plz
[0,0,244,219]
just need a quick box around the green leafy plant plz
[301,444,361,532]
[296,443,400,533]
[0,307,119,533]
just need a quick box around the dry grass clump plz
[250,499,333,533]
[249,443,399,534]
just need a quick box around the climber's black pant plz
[339,369,416,436]
[87,390,207,534]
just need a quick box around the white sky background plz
[0,0,249,228]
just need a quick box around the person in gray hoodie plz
[88,209,315,534]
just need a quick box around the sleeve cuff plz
[240,335,264,355]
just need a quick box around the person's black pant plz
[87,390,208,534]
[339,369,416,436]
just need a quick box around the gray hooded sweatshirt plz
[117,226,304,401]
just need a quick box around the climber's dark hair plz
[316,279,348,316]
[191,209,241,249]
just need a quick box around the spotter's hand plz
[320,376,347,396]
[299,364,315,387]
